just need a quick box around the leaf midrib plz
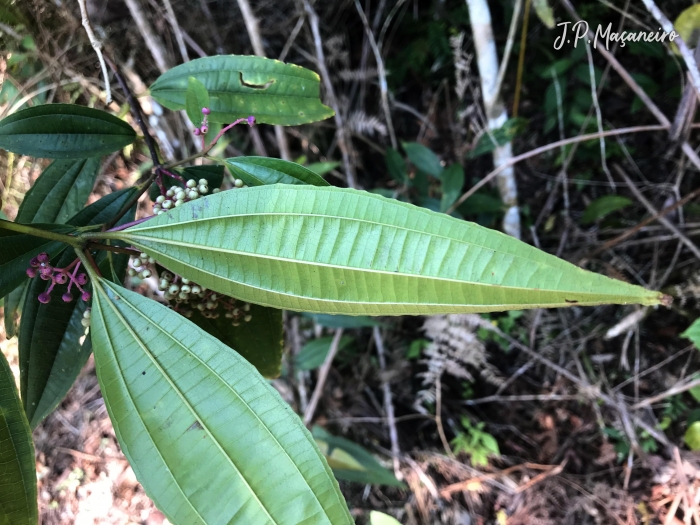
[96,282,279,524]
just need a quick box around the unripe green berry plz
[188,190,199,199]
[158,281,169,291]
[148,257,155,264]
[178,291,189,300]
[191,285,201,294]
[174,199,185,207]
[168,284,180,295]
[81,318,91,328]
[153,204,162,213]
[180,285,191,293]
[157,210,166,215]
[232,308,240,316]
[156,195,166,204]
[212,188,220,194]
[199,185,209,194]
[166,188,175,197]
[162,200,173,209]
[198,179,208,185]
[83,309,91,319]
[133,258,143,268]
[162,272,173,280]
[141,269,152,279]
[128,268,137,277]
[210,294,217,301]
[234,179,244,188]
[206,301,216,309]
[186,179,197,188]
[197,303,206,311]
[243,303,251,312]
[244,315,252,322]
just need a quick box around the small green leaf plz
[581,195,633,225]
[303,314,381,328]
[686,421,700,450]
[533,0,555,29]
[188,303,284,378]
[440,163,465,213]
[370,511,402,525]
[19,189,138,427]
[114,186,667,315]
[0,104,136,159]
[3,285,26,339]
[150,55,335,125]
[385,147,407,184]
[185,76,210,127]
[312,426,404,487]
[467,118,527,159]
[16,158,100,224]
[403,142,443,177]
[682,319,700,348]
[296,336,353,371]
[306,162,340,177]
[0,351,38,525]
[225,157,330,187]
[90,280,353,524]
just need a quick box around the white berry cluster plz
[152,178,220,215]
[127,253,156,280]
[127,254,253,326]
[81,308,91,333]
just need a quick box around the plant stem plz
[0,220,81,246]
[86,242,140,256]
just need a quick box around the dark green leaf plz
[312,426,404,487]
[3,285,26,339]
[91,280,353,524]
[0,104,136,159]
[467,118,527,159]
[440,163,465,213]
[225,157,330,187]
[403,142,443,177]
[185,76,210,127]
[18,188,138,427]
[188,303,284,378]
[581,195,633,225]
[682,319,700,348]
[296,336,353,371]
[149,55,335,125]
[0,351,38,525]
[16,158,100,224]
[686,422,700,450]
[385,147,407,184]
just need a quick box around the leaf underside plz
[91,280,352,525]
[117,185,665,316]
[149,55,334,126]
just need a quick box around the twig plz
[236,0,291,160]
[640,0,700,99]
[446,124,667,214]
[512,0,531,117]
[77,0,112,103]
[492,0,522,105]
[466,0,520,238]
[372,326,402,478]
[354,0,397,149]
[161,0,190,63]
[302,0,358,188]
[303,328,344,426]
[435,376,454,459]
[632,376,700,410]
[123,0,171,73]
[614,164,700,260]
[279,15,305,62]
[584,42,614,187]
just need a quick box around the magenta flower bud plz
[37,253,49,263]
[77,273,88,285]
[30,257,40,267]
[202,107,211,115]
[193,128,201,136]
[55,273,68,284]
[62,292,73,302]
[40,268,53,280]
[200,125,208,134]
[81,291,91,302]
[247,116,255,125]
[38,292,51,304]
[26,267,37,278]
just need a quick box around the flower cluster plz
[26,253,91,304]
[152,178,218,215]
[128,256,253,326]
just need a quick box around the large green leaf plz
[0,104,136,159]
[0,351,37,525]
[111,186,667,315]
[0,222,73,299]
[16,158,100,224]
[225,157,330,187]
[188,302,284,378]
[18,189,137,427]
[90,279,352,524]
[149,55,334,125]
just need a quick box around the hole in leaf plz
[238,72,274,90]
